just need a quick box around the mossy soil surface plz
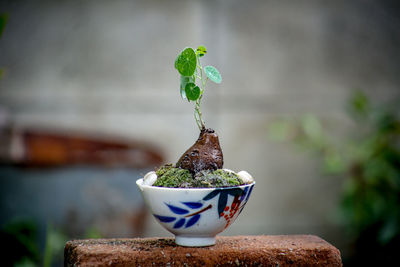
[153,165,242,188]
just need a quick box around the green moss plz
[153,165,192,188]
[153,165,242,188]
[192,169,241,188]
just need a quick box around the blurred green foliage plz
[84,226,103,239]
[269,91,400,247]
[1,219,102,267]
[0,13,7,38]
[1,219,40,266]
[43,224,68,267]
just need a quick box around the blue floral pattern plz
[153,184,254,229]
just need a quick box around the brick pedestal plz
[64,235,342,266]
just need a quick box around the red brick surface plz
[64,235,342,266]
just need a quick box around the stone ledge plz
[64,235,342,267]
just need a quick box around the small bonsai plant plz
[136,47,255,246]
[144,46,254,188]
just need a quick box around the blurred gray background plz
[1,0,400,260]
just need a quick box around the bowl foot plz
[175,236,216,247]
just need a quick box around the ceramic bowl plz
[136,177,255,247]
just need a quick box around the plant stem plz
[195,96,205,130]
[194,55,206,130]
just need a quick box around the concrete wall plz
[1,0,400,253]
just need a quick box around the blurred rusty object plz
[3,127,163,168]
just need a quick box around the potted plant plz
[136,46,255,247]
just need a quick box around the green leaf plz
[174,48,197,76]
[196,45,207,57]
[204,65,222,84]
[185,83,200,101]
[180,75,193,100]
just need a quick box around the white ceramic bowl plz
[136,177,255,247]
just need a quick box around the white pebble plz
[237,170,254,184]
[223,168,236,174]
[143,171,157,186]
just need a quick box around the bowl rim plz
[136,178,255,192]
